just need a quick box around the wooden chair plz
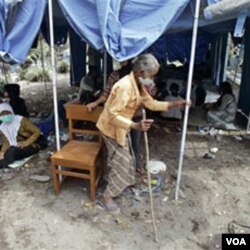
[51,104,103,201]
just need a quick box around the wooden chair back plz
[65,104,103,143]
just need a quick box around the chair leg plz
[89,167,96,201]
[51,163,60,194]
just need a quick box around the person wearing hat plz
[3,83,29,117]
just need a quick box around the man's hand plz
[132,119,154,131]
[184,100,192,107]
[17,141,29,148]
[175,100,192,108]
[87,102,98,112]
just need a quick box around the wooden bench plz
[51,104,103,201]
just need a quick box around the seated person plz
[77,66,102,104]
[204,81,237,128]
[180,76,206,107]
[3,83,29,117]
[86,60,133,111]
[193,76,206,107]
[37,67,103,136]
[0,103,47,169]
[161,82,183,120]
[37,99,68,137]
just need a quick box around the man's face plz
[137,67,159,86]
[141,67,159,80]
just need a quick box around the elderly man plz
[97,54,189,212]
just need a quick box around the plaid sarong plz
[103,135,135,197]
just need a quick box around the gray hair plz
[133,54,159,73]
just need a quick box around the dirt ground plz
[0,76,250,250]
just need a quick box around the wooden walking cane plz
[142,108,158,242]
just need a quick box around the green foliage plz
[20,58,34,70]
[18,69,27,80]
[21,37,50,70]
[20,67,51,82]
[27,49,40,64]
[57,60,69,73]
[0,76,5,85]
[0,77,6,97]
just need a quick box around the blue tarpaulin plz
[207,0,221,4]
[166,32,210,64]
[0,0,192,63]
[0,0,244,64]
[0,0,47,63]
[58,0,191,61]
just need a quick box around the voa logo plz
[226,238,247,246]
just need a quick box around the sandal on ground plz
[99,197,120,214]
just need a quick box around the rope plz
[142,108,158,242]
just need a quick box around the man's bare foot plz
[99,195,120,213]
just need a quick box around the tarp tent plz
[0,0,249,147]
[58,0,191,61]
[1,0,249,64]
[0,0,250,201]
[0,0,192,63]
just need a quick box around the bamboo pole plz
[142,109,158,242]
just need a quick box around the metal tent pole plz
[175,0,201,201]
[223,34,230,82]
[103,51,107,88]
[48,0,60,151]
